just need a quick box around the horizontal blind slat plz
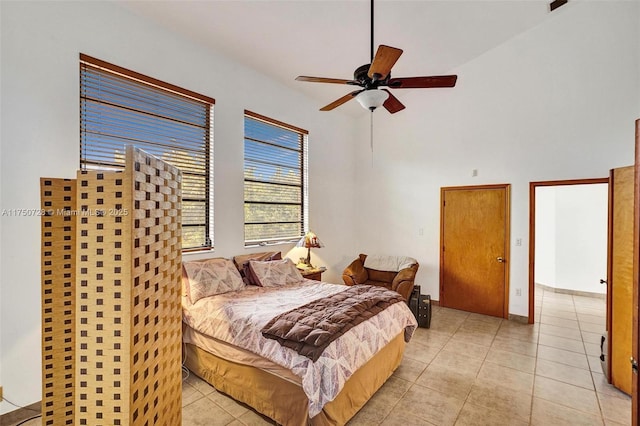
[80,56,214,249]
[243,113,306,246]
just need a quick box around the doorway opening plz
[528,178,609,324]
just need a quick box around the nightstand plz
[299,266,326,281]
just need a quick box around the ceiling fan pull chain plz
[370,112,375,165]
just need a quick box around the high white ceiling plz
[121,1,557,115]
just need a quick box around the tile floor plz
[12,287,632,426]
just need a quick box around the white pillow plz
[183,258,245,303]
[248,258,304,287]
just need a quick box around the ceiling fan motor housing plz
[354,64,389,89]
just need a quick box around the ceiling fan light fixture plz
[356,89,389,111]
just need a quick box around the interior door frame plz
[632,118,639,426]
[440,183,511,319]
[528,177,610,324]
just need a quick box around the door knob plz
[600,279,607,285]
[497,257,505,263]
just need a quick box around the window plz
[79,54,214,250]
[243,111,308,246]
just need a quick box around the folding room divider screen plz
[40,146,182,425]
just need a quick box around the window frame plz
[243,110,309,247]
[79,54,214,251]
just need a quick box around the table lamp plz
[296,231,324,269]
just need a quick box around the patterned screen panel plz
[41,146,182,425]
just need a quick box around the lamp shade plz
[356,89,389,111]
[296,231,324,249]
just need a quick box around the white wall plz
[555,184,609,294]
[354,1,639,316]
[535,184,609,294]
[0,1,357,411]
[535,188,557,287]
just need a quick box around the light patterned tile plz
[429,349,485,377]
[182,395,235,426]
[416,365,475,400]
[534,375,600,414]
[182,382,205,407]
[538,333,585,354]
[442,338,490,360]
[585,342,602,357]
[598,392,632,425]
[476,361,534,394]
[491,335,538,357]
[394,355,428,383]
[535,358,594,390]
[185,373,216,396]
[467,313,504,325]
[411,328,452,348]
[592,371,630,398]
[235,410,278,425]
[575,307,607,317]
[389,384,464,426]
[580,321,607,334]
[459,318,501,334]
[495,326,539,343]
[588,355,605,372]
[403,339,442,364]
[379,410,438,426]
[205,391,249,418]
[542,307,578,320]
[466,383,532,422]
[485,347,536,374]
[455,402,528,426]
[577,313,606,325]
[531,397,603,426]
[449,330,496,347]
[581,330,604,345]
[537,344,590,370]
[540,315,580,330]
[539,323,583,341]
[350,377,411,425]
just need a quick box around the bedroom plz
[1,0,639,424]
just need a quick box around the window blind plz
[79,54,214,250]
[243,111,308,246]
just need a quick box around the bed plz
[181,252,417,425]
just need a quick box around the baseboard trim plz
[508,314,529,324]
[0,402,41,425]
[536,283,606,299]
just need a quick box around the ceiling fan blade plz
[319,90,363,111]
[368,45,403,80]
[387,75,458,89]
[296,76,354,85]
[382,90,406,114]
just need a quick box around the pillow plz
[233,252,282,285]
[248,258,304,288]
[183,258,245,303]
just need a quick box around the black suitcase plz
[417,294,431,328]
[409,286,431,328]
[409,285,420,319]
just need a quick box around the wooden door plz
[610,165,634,395]
[440,184,510,318]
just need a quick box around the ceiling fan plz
[295,0,458,114]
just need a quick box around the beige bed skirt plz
[184,332,407,425]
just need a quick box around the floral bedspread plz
[182,280,417,417]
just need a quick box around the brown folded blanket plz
[261,285,405,362]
